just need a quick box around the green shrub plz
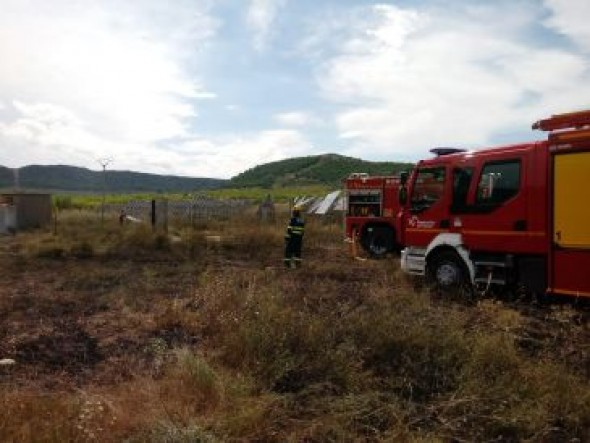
[166,349,222,409]
[53,195,74,211]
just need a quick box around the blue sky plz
[0,0,589,178]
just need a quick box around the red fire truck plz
[398,110,590,298]
[344,173,402,257]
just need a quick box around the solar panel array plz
[294,191,346,215]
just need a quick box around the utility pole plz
[12,167,20,191]
[97,158,113,227]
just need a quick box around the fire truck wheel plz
[427,251,467,290]
[362,226,394,258]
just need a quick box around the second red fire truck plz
[344,173,402,257]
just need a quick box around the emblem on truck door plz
[408,216,436,229]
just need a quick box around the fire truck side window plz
[475,160,521,205]
[411,167,446,213]
[451,167,473,213]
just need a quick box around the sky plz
[0,0,589,179]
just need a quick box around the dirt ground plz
[0,222,588,441]
[1,233,587,387]
[0,230,376,388]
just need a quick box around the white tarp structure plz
[294,196,315,208]
[333,195,346,212]
[294,191,347,215]
[314,190,341,215]
[306,198,322,214]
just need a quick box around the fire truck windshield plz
[411,167,446,213]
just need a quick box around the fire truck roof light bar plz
[532,109,590,132]
[430,147,467,157]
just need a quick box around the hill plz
[0,154,414,193]
[229,153,414,188]
[0,165,227,193]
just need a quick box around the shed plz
[0,193,52,233]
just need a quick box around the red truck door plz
[405,165,450,247]
[550,150,590,297]
[454,151,538,254]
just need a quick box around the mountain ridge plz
[0,164,227,193]
[0,154,415,192]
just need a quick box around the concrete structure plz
[256,194,275,223]
[0,193,52,233]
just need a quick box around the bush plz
[54,195,74,211]
[175,349,220,402]
[70,241,94,259]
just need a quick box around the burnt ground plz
[0,234,587,390]
[0,256,194,388]
[0,234,384,389]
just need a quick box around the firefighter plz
[284,205,305,268]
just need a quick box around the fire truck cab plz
[345,173,402,257]
[399,110,590,298]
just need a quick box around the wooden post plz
[151,199,156,231]
[351,227,357,258]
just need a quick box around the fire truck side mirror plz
[399,171,408,186]
[399,187,408,205]
[398,171,409,205]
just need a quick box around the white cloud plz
[316,3,590,160]
[0,0,218,169]
[543,0,590,52]
[247,0,287,51]
[0,116,315,179]
[2,0,589,180]
[172,130,313,178]
[275,111,314,127]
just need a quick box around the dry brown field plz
[0,210,588,442]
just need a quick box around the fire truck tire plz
[427,250,468,290]
[361,226,394,258]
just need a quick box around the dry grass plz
[0,208,588,442]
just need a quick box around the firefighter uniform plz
[284,208,305,268]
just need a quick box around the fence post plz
[163,199,168,233]
[151,199,156,231]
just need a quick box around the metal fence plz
[100,197,251,226]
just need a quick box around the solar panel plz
[315,190,341,215]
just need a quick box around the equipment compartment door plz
[551,151,590,297]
